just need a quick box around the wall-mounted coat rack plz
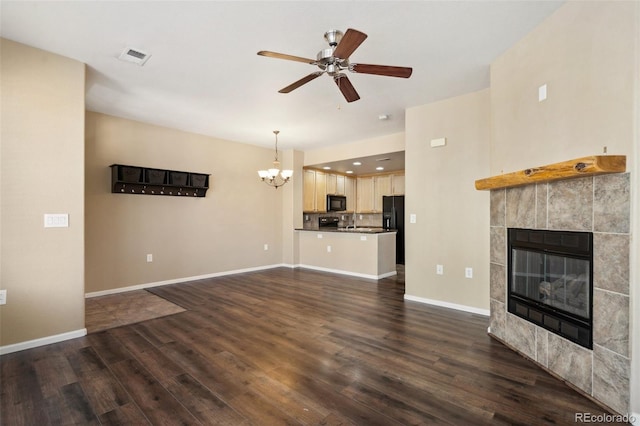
[110,164,210,197]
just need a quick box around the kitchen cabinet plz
[303,169,316,212]
[303,169,327,212]
[315,172,327,212]
[373,175,392,212]
[392,173,405,195]
[357,173,403,212]
[326,174,346,195]
[356,177,375,213]
[326,173,337,195]
[336,175,345,195]
[345,176,356,212]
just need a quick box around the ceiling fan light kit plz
[258,28,412,103]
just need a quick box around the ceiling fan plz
[257,28,413,103]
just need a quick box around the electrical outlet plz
[465,267,473,278]
[264,244,269,251]
[436,264,444,275]
[327,245,332,253]
[0,290,6,305]
[410,214,417,224]
[317,234,323,239]
[146,254,153,263]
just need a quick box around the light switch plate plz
[0,289,6,305]
[44,213,69,228]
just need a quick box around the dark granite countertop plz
[295,227,396,234]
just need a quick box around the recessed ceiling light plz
[323,166,331,170]
[346,170,354,174]
[376,166,385,171]
[353,161,362,166]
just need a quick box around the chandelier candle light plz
[258,130,293,189]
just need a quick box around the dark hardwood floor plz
[1,267,623,425]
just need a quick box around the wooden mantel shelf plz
[475,155,626,191]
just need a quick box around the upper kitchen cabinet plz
[356,177,375,213]
[326,173,347,195]
[345,176,356,212]
[303,169,316,212]
[356,172,405,213]
[392,173,405,195]
[303,169,327,213]
[305,169,355,212]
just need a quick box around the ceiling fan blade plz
[334,74,360,103]
[351,63,413,78]
[279,72,324,93]
[257,50,316,65]
[333,28,367,59]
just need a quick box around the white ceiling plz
[1,1,564,152]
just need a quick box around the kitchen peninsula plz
[296,227,397,279]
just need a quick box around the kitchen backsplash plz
[303,213,383,229]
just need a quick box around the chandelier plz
[258,130,293,189]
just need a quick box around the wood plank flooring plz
[1,267,625,425]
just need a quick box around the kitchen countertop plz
[296,227,396,234]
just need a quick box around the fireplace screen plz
[511,249,590,319]
[508,228,593,349]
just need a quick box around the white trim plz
[85,264,286,298]
[0,328,87,355]
[404,294,490,316]
[295,264,397,280]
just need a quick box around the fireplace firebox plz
[508,228,593,349]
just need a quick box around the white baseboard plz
[0,328,87,355]
[295,264,397,280]
[404,294,490,316]
[85,263,287,298]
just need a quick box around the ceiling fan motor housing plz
[316,48,348,75]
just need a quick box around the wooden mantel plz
[475,155,626,191]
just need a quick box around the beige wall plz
[282,149,304,266]
[304,132,405,166]
[490,1,639,415]
[85,112,287,293]
[490,1,636,174]
[405,89,491,311]
[0,39,86,346]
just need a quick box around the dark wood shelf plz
[110,164,210,197]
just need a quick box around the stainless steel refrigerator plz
[382,195,405,265]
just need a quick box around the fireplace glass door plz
[511,249,590,320]
[507,228,593,348]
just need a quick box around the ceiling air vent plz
[118,47,151,66]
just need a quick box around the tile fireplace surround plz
[489,173,630,414]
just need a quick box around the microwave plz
[327,194,347,211]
